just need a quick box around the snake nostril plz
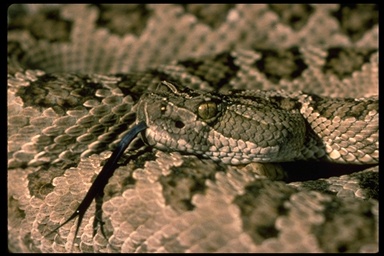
[175,120,185,128]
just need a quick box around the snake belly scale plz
[8,4,378,253]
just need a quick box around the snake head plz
[136,81,311,165]
[136,81,222,152]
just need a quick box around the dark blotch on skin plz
[159,157,224,213]
[233,179,295,243]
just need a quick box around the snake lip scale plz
[8,4,378,253]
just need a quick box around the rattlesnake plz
[7,4,378,253]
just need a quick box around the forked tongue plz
[45,121,147,252]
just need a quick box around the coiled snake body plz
[8,4,378,253]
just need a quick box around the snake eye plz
[198,101,218,120]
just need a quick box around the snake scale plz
[7,4,378,253]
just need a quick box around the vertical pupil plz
[198,102,217,120]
